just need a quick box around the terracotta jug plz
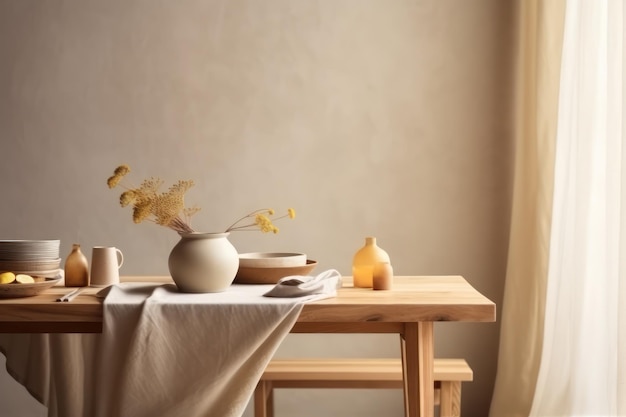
[64,244,89,287]
[352,237,390,288]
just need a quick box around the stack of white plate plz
[0,240,61,278]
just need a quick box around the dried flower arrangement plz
[107,165,296,234]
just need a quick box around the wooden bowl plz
[234,260,318,284]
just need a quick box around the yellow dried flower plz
[225,208,296,233]
[119,191,136,207]
[138,178,164,197]
[254,214,275,233]
[183,206,201,218]
[132,202,152,224]
[107,174,122,189]
[168,180,194,194]
[114,165,131,176]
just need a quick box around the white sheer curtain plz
[529,1,625,416]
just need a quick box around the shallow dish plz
[234,260,318,284]
[0,276,62,298]
[238,252,307,268]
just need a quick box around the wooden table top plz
[0,275,496,333]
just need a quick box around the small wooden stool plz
[255,358,473,417]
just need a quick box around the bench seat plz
[255,358,473,417]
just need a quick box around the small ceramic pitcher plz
[90,246,124,287]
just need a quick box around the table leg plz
[400,322,434,417]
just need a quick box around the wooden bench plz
[255,358,473,417]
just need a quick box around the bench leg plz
[267,385,274,417]
[254,380,274,417]
[439,381,462,417]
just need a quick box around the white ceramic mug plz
[90,246,124,287]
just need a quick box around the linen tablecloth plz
[0,275,340,417]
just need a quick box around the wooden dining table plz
[0,275,495,417]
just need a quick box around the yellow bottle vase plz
[352,237,390,288]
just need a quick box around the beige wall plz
[0,1,513,416]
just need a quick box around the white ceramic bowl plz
[238,252,307,268]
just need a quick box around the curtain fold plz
[489,1,565,416]
[529,1,624,415]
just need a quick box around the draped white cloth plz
[529,1,625,416]
[0,277,340,417]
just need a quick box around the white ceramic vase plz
[168,232,239,293]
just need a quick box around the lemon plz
[15,274,35,284]
[0,271,16,284]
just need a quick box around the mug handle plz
[116,248,124,269]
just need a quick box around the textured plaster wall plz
[0,1,513,416]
